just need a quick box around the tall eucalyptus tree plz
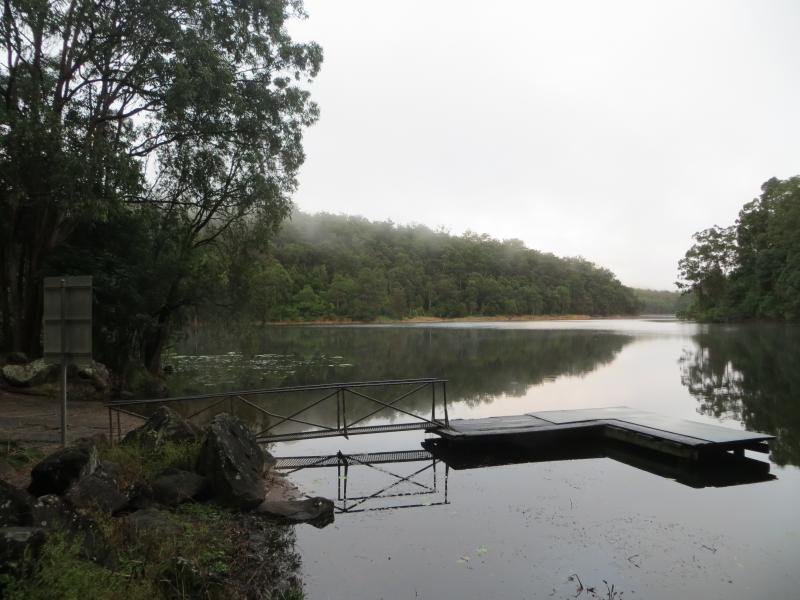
[0,0,321,366]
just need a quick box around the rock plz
[28,441,99,496]
[1,358,58,387]
[0,527,47,573]
[122,406,200,450]
[253,497,334,529]
[29,494,71,529]
[151,468,210,506]
[124,508,181,539]
[26,495,112,565]
[5,352,28,365]
[196,414,267,510]
[74,361,111,391]
[127,481,155,510]
[64,463,128,514]
[0,480,33,527]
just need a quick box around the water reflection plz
[423,438,775,489]
[680,325,800,466]
[277,437,773,524]
[277,450,449,513]
[170,325,635,408]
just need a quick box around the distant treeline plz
[632,288,687,315]
[232,212,641,322]
[678,175,800,321]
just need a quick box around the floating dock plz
[432,407,774,461]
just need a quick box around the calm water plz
[171,318,800,599]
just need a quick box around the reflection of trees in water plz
[170,326,634,431]
[680,326,800,467]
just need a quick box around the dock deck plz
[433,407,774,460]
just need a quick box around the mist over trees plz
[217,211,641,323]
[632,288,687,315]
[678,176,800,322]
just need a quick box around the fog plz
[288,0,800,289]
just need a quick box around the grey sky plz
[289,0,800,290]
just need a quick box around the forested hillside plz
[678,175,800,321]
[632,288,687,315]
[236,212,640,321]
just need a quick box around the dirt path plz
[0,388,141,445]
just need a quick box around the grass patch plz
[0,440,45,470]
[100,439,201,484]
[0,530,155,600]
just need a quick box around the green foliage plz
[0,0,322,370]
[212,211,640,323]
[1,531,155,600]
[632,288,688,315]
[0,441,45,470]
[681,326,800,466]
[678,176,800,321]
[100,440,201,485]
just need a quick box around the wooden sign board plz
[43,276,92,367]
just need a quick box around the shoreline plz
[266,314,641,326]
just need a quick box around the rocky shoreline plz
[0,407,332,599]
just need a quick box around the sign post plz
[43,276,92,446]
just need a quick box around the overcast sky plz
[288,0,800,290]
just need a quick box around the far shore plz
[265,314,646,326]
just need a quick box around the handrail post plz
[336,389,341,433]
[342,388,348,439]
[431,381,436,423]
[108,407,113,445]
[443,381,449,427]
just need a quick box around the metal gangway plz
[106,377,449,444]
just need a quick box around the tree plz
[677,176,800,322]
[677,225,736,319]
[0,0,322,367]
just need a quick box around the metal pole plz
[108,408,113,445]
[431,382,436,423]
[336,389,341,433]
[442,381,450,427]
[342,389,348,439]
[60,279,67,447]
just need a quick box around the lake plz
[170,318,800,599]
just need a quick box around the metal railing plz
[105,377,449,443]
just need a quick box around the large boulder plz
[124,508,181,539]
[1,358,58,387]
[0,480,33,527]
[64,462,128,514]
[196,414,267,510]
[151,468,210,507]
[253,497,334,529]
[28,441,99,496]
[122,406,200,450]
